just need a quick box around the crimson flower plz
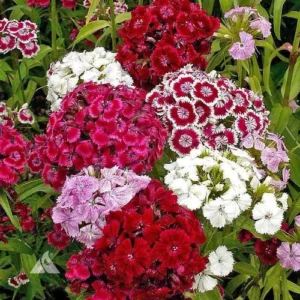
[117,0,220,90]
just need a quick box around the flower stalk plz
[283,17,300,106]
[51,0,58,61]
[109,0,117,52]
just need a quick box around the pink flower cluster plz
[29,82,166,190]
[224,7,272,60]
[242,133,290,190]
[106,0,128,17]
[52,166,151,248]
[27,0,76,9]
[0,124,27,187]
[117,0,220,90]
[0,19,39,58]
[147,65,269,155]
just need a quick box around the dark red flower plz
[254,238,280,265]
[48,224,71,250]
[117,0,219,89]
[61,0,76,9]
[170,128,199,155]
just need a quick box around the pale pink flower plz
[271,168,290,191]
[250,16,272,38]
[277,242,300,271]
[224,7,257,21]
[76,224,103,248]
[261,147,289,173]
[229,31,255,60]
[295,215,300,227]
[289,100,300,113]
[241,133,265,150]
[267,133,287,151]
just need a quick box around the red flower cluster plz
[117,0,220,90]
[66,180,207,299]
[0,124,27,187]
[27,0,76,9]
[147,66,270,154]
[48,224,71,250]
[0,19,39,57]
[29,82,166,190]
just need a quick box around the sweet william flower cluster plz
[65,180,207,300]
[164,145,289,235]
[52,166,151,248]
[117,0,220,90]
[147,65,269,155]
[47,47,133,111]
[29,82,166,190]
[0,19,39,57]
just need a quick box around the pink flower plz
[241,133,265,150]
[250,16,272,38]
[224,7,257,21]
[229,31,255,60]
[271,168,290,191]
[261,147,289,173]
[295,216,300,227]
[277,242,300,271]
[17,104,34,124]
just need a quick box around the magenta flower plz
[229,31,255,60]
[277,242,300,271]
[250,16,272,38]
[261,147,289,173]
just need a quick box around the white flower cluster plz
[164,145,288,235]
[46,47,133,111]
[193,246,234,293]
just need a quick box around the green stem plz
[109,0,117,52]
[51,0,58,61]
[138,0,143,5]
[12,51,25,106]
[237,60,243,87]
[283,17,300,106]
[17,64,26,106]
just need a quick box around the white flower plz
[192,270,218,293]
[222,188,252,213]
[203,198,237,228]
[169,178,191,195]
[47,47,133,111]
[252,196,284,235]
[208,246,234,277]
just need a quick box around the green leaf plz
[260,263,282,300]
[219,0,233,14]
[284,11,300,19]
[248,285,261,300]
[269,104,293,135]
[17,182,55,202]
[16,179,45,195]
[289,151,300,187]
[115,12,131,24]
[21,254,44,299]
[0,238,33,254]
[24,80,37,104]
[86,0,100,24]
[72,20,110,46]
[226,274,249,294]
[287,280,300,294]
[281,57,300,100]
[186,287,222,300]
[202,0,216,15]
[0,189,21,231]
[273,0,286,40]
[233,262,259,277]
[248,76,262,94]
